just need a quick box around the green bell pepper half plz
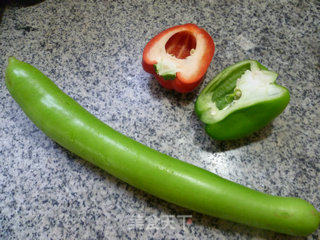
[195,60,290,140]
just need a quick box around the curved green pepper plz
[5,57,319,236]
[195,60,290,140]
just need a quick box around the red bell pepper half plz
[142,23,215,93]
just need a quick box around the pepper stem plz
[215,88,242,110]
[154,61,177,80]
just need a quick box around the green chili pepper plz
[195,60,290,140]
[5,57,319,236]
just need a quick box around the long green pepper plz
[5,57,320,236]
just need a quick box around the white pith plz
[156,60,177,76]
[199,64,285,123]
[146,27,207,81]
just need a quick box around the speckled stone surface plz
[0,0,319,239]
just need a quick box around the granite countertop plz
[0,0,319,239]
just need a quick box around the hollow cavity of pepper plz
[165,31,197,59]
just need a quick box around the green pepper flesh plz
[195,60,290,140]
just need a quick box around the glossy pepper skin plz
[142,23,215,93]
[5,57,320,236]
[195,60,290,140]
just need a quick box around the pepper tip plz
[8,56,17,65]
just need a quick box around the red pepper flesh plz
[142,24,215,93]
